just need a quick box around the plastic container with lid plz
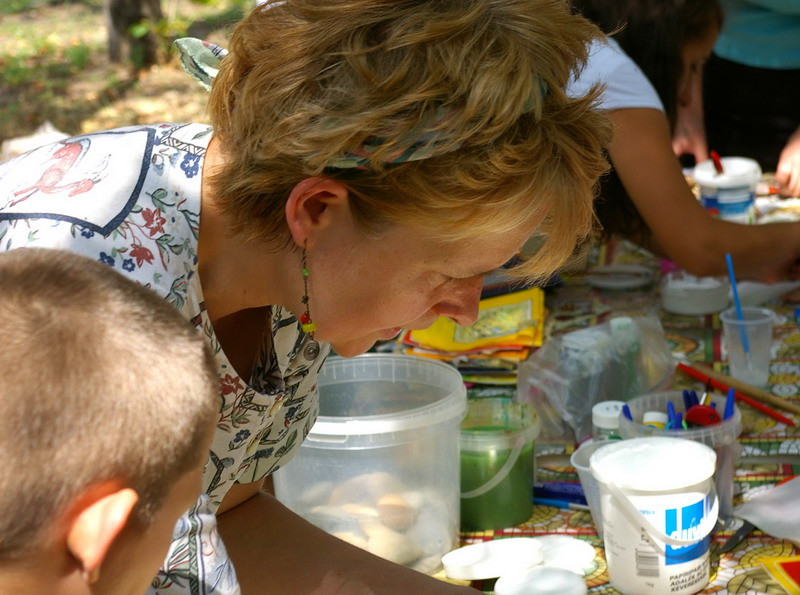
[660,271,730,315]
[591,400,624,441]
[590,437,718,595]
[693,156,761,223]
[273,354,467,575]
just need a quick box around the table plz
[459,239,800,594]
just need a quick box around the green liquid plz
[460,429,534,531]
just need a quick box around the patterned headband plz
[174,37,540,170]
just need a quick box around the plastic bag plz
[516,315,674,443]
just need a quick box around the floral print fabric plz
[0,122,330,594]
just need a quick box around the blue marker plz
[533,497,591,511]
[689,390,699,407]
[533,481,587,505]
[622,404,633,421]
[667,401,677,427]
[682,389,693,411]
[726,253,751,354]
[724,387,735,420]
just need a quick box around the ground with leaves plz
[0,0,240,146]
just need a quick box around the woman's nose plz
[431,276,483,327]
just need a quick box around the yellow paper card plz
[408,287,544,352]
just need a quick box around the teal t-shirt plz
[715,0,800,69]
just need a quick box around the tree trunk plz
[104,0,164,69]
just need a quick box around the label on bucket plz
[665,498,709,566]
[699,187,755,224]
[603,490,712,595]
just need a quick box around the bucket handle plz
[461,436,525,499]
[605,480,719,548]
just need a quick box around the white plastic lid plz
[495,566,588,595]
[590,437,717,491]
[643,411,669,425]
[441,538,543,580]
[693,157,761,189]
[592,401,624,430]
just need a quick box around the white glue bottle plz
[592,400,625,441]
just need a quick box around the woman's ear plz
[65,486,139,584]
[285,177,350,249]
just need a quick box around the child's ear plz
[65,486,139,583]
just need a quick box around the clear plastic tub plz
[617,390,742,520]
[273,354,467,574]
[570,439,619,537]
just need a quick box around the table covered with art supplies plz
[443,236,800,595]
[271,169,800,594]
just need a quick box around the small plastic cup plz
[719,306,777,387]
[460,399,540,530]
[569,440,615,536]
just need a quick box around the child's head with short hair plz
[0,248,218,593]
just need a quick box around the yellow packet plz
[408,287,544,352]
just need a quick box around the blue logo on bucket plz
[700,187,755,222]
[664,497,710,565]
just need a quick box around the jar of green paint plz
[460,399,540,531]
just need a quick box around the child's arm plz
[608,107,800,281]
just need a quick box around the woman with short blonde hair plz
[0,1,610,591]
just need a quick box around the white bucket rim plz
[590,437,716,491]
[693,156,761,188]
[460,399,541,450]
[308,354,467,438]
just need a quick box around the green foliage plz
[0,40,94,87]
[0,0,241,141]
[127,0,246,67]
[0,0,45,15]
[65,43,91,69]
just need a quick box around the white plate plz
[586,264,654,290]
[495,565,588,595]
[536,535,596,574]
[441,538,543,580]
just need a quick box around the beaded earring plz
[82,567,100,584]
[300,242,317,337]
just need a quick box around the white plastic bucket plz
[693,156,761,224]
[590,437,718,595]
